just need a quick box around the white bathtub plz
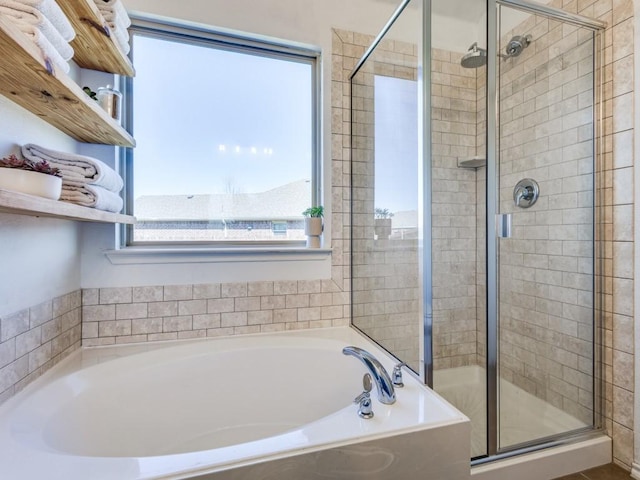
[0,327,470,479]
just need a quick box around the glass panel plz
[429,0,488,459]
[350,0,424,374]
[497,4,596,450]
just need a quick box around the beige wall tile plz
[1,290,82,404]
[132,286,164,302]
[163,285,193,301]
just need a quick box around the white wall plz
[0,95,81,317]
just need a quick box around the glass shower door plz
[429,0,489,459]
[350,0,424,376]
[495,2,599,450]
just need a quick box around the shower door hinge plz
[496,213,512,238]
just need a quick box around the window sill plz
[105,246,332,265]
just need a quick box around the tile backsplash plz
[81,281,349,346]
[0,290,81,404]
[0,280,348,405]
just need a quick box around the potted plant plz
[0,154,62,200]
[302,206,324,248]
[374,207,394,239]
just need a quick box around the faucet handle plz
[354,392,373,419]
[392,362,408,387]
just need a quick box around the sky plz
[132,34,313,199]
[374,75,419,214]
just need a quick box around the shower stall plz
[350,0,605,462]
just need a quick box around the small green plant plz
[0,154,62,177]
[82,86,98,101]
[302,206,324,218]
[374,208,394,219]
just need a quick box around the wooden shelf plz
[0,16,135,147]
[0,188,135,224]
[58,0,135,77]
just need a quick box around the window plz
[123,19,320,246]
[271,221,288,235]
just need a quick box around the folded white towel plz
[0,3,74,60]
[98,9,131,29]
[45,164,105,189]
[97,0,130,28]
[5,0,75,41]
[93,0,130,53]
[16,24,69,73]
[21,144,124,192]
[106,19,129,54]
[61,184,123,213]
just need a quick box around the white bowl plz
[0,168,62,200]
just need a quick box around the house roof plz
[135,179,312,221]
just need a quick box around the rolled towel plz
[16,24,69,74]
[106,20,129,54]
[21,143,124,192]
[96,0,130,28]
[4,0,75,41]
[0,2,74,61]
[61,184,123,213]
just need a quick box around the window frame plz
[119,15,322,249]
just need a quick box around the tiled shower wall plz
[591,0,635,467]
[476,65,488,369]
[0,290,81,403]
[349,33,482,370]
[431,48,480,369]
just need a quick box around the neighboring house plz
[134,179,311,241]
[390,210,418,239]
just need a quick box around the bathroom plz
[0,0,637,478]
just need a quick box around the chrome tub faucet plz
[342,346,396,405]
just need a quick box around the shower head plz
[461,42,487,69]
[502,34,532,60]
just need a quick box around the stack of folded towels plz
[22,143,124,213]
[94,0,130,55]
[0,0,75,74]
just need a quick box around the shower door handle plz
[496,214,512,238]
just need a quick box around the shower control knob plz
[513,178,539,208]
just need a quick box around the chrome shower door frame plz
[483,0,606,460]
